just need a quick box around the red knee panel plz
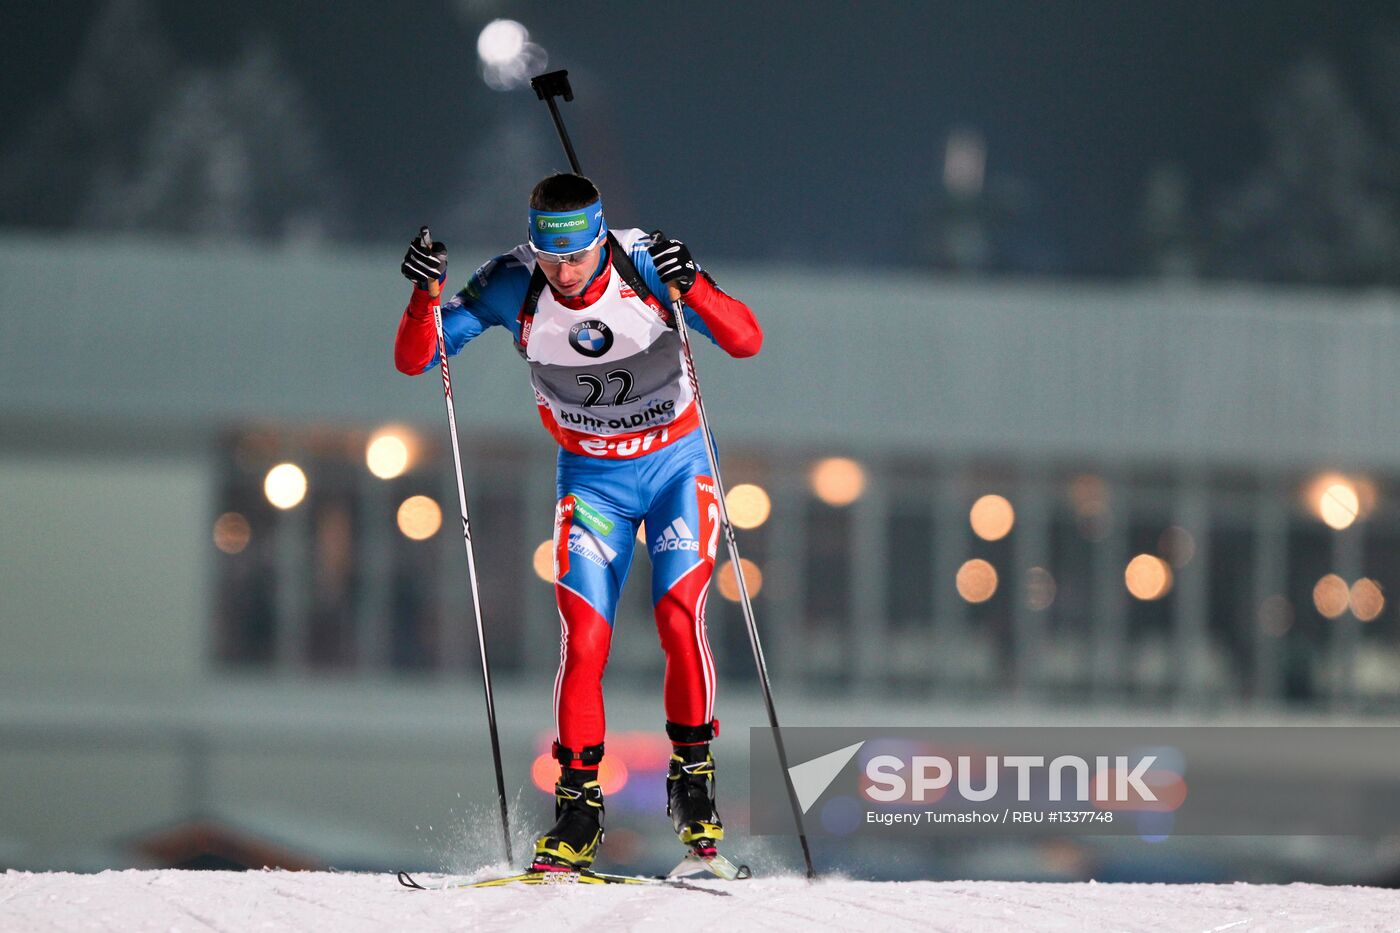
[554,585,613,751]
[654,560,717,726]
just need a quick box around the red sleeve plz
[394,286,440,375]
[683,271,763,358]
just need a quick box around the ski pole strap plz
[553,740,605,767]
[666,719,719,745]
[606,232,672,327]
[514,265,550,358]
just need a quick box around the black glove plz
[401,226,447,289]
[647,230,697,294]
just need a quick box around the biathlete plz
[393,172,762,870]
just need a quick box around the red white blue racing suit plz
[394,228,761,765]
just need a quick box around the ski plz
[667,850,752,881]
[396,869,731,896]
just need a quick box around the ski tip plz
[397,871,428,890]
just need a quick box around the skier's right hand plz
[401,228,447,295]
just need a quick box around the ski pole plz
[528,70,816,879]
[422,225,514,864]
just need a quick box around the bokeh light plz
[212,512,251,554]
[956,558,998,603]
[1312,574,1350,619]
[530,752,629,796]
[532,539,554,583]
[477,19,526,65]
[476,19,547,91]
[1068,474,1110,518]
[726,483,772,529]
[969,494,1015,541]
[810,457,866,507]
[263,463,307,510]
[1125,554,1173,600]
[717,558,763,601]
[1303,472,1377,530]
[1025,566,1056,611]
[1318,481,1360,530]
[1158,526,1196,568]
[365,430,412,480]
[1350,578,1385,622]
[396,495,442,541]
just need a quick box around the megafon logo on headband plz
[535,212,590,233]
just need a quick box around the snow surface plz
[3,869,1399,932]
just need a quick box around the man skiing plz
[393,172,762,872]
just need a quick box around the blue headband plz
[528,198,607,255]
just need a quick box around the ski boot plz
[666,722,723,857]
[532,764,604,871]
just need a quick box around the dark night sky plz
[3,1,1397,275]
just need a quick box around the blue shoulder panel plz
[426,253,530,368]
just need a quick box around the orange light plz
[1125,554,1172,600]
[213,512,251,554]
[529,752,629,795]
[717,559,763,601]
[1350,578,1385,622]
[726,484,772,529]
[956,559,998,603]
[969,494,1015,541]
[1312,574,1349,619]
[809,458,866,507]
[532,540,554,582]
[597,757,629,795]
[396,495,442,540]
[531,754,556,793]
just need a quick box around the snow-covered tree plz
[1210,56,1400,286]
[0,0,346,243]
[0,0,172,229]
[1135,163,1200,280]
[79,40,347,243]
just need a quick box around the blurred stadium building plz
[4,234,1400,881]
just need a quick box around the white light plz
[366,432,411,480]
[264,463,307,510]
[477,19,526,66]
[1318,482,1360,530]
[944,129,986,198]
[475,19,547,91]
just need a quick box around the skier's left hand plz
[647,231,697,294]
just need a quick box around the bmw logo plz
[569,320,613,357]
